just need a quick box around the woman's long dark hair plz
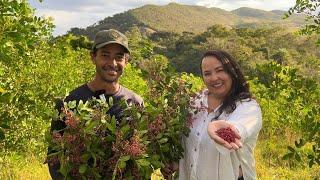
[200,50,252,115]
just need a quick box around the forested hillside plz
[150,25,320,80]
[0,1,319,179]
[69,3,305,39]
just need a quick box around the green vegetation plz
[158,25,320,81]
[232,7,281,19]
[69,3,306,38]
[286,0,320,46]
[0,1,319,179]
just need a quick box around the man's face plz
[91,43,128,83]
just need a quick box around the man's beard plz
[102,76,118,83]
[100,68,122,83]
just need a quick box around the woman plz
[179,50,262,180]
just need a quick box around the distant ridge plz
[68,3,305,39]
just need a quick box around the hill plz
[68,3,305,39]
[232,7,305,28]
[232,7,281,20]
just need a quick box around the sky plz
[28,0,296,36]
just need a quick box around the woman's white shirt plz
[179,90,262,180]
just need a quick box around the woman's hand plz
[207,120,242,150]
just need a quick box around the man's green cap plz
[92,29,130,54]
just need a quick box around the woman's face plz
[201,56,233,100]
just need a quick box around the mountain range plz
[68,3,305,39]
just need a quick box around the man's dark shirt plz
[48,83,143,179]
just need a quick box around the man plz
[48,29,143,179]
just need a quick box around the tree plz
[0,0,53,141]
[284,0,320,167]
[0,0,53,63]
[286,0,320,45]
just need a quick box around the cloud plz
[29,0,172,12]
[30,0,295,12]
[196,0,295,11]
[29,0,175,35]
[30,0,142,36]
[34,9,100,35]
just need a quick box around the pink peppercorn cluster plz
[63,108,78,129]
[186,93,210,128]
[148,115,165,136]
[112,132,145,158]
[52,131,62,143]
[123,136,146,157]
[109,132,146,178]
[186,112,196,128]
[46,73,197,179]
[46,155,59,167]
[216,127,237,143]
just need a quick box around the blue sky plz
[28,0,296,36]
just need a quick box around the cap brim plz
[95,41,130,54]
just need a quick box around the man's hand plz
[207,120,242,150]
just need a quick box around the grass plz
[1,139,319,179]
[255,139,320,179]
[0,153,50,180]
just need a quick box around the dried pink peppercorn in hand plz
[216,127,237,143]
[208,120,242,150]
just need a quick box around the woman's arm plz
[207,100,262,151]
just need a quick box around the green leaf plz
[106,122,116,134]
[84,120,99,133]
[5,41,13,47]
[151,155,160,161]
[120,124,130,135]
[93,169,102,179]
[156,133,163,139]
[287,146,295,152]
[105,134,115,142]
[151,160,163,169]
[0,87,5,94]
[59,162,68,177]
[81,153,91,162]
[118,160,126,169]
[0,92,13,103]
[161,145,170,152]
[80,101,93,112]
[308,159,315,168]
[99,94,107,102]
[79,164,87,174]
[294,139,305,148]
[136,112,142,119]
[120,155,130,162]
[294,153,302,162]
[108,97,113,106]
[0,129,5,140]
[136,159,150,167]
[91,153,97,167]
[137,130,148,136]
[0,123,10,129]
[282,153,293,160]
[77,100,84,109]
[67,100,77,109]
[159,137,168,144]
